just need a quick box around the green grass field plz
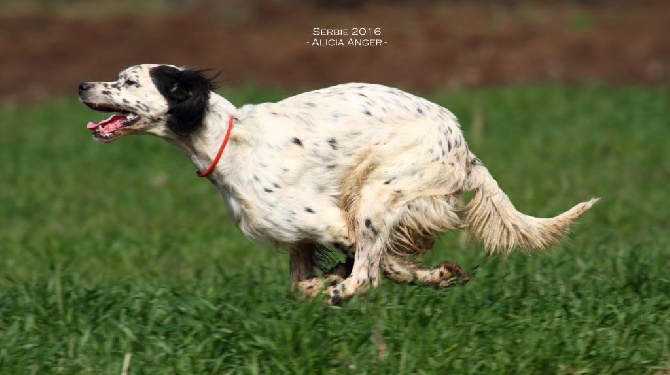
[0,84,668,374]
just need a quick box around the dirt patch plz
[1,2,667,104]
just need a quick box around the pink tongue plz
[87,114,126,132]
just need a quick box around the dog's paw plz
[435,261,470,288]
[293,278,326,299]
[294,276,347,301]
[326,286,342,306]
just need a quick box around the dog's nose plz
[79,82,91,93]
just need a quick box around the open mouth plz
[85,104,141,142]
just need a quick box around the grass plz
[0,84,668,374]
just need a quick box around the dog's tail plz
[462,158,598,256]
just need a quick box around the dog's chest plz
[218,130,358,245]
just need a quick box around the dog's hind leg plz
[414,261,470,287]
[383,255,470,288]
[327,190,394,304]
[290,243,329,298]
[382,231,469,288]
[326,236,385,304]
[380,194,469,288]
[326,149,412,304]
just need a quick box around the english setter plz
[79,64,597,304]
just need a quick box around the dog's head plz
[79,64,217,143]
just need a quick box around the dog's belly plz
[222,186,352,246]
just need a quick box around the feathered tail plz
[462,162,598,255]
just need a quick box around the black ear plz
[150,65,218,136]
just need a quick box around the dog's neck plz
[164,93,237,180]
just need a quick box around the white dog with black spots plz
[79,64,597,304]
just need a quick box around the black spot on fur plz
[326,164,336,170]
[330,289,341,305]
[417,107,423,114]
[447,140,452,152]
[264,188,274,193]
[101,90,111,95]
[150,65,218,136]
[364,218,378,236]
[292,137,303,147]
[364,110,372,116]
[273,183,280,189]
[327,137,338,150]
[304,207,315,213]
[384,177,396,185]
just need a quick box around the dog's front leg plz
[289,243,317,283]
[290,243,347,298]
[289,243,320,298]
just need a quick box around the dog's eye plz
[123,78,139,86]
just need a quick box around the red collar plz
[196,115,234,178]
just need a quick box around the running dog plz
[79,64,597,304]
